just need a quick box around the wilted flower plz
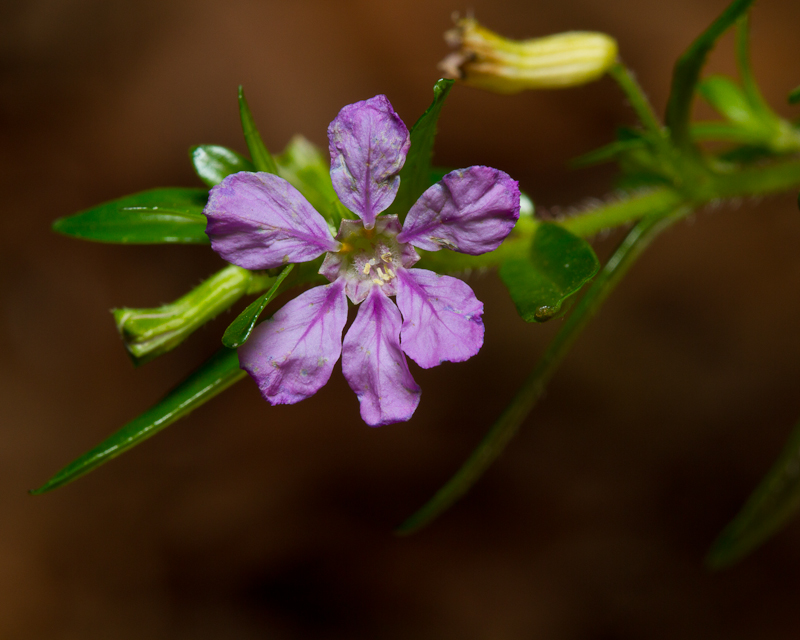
[204,95,520,425]
[439,17,618,94]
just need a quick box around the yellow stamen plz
[362,262,371,275]
[386,267,395,278]
[372,278,384,286]
[381,252,392,262]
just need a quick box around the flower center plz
[319,215,419,303]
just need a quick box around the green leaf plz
[222,264,294,348]
[499,223,600,322]
[665,0,755,152]
[698,75,761,128]
[31,347,245,494]
[275,136,339,222]
[385,78,454,219]
[52,188,210,244]
[789,86,800,105]
[238,86,279,174]
[572,138,648,168]
[707,417,800,568]
[398,211,685,534]
[190,145,254,187]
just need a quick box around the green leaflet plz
[275,136,339,223]
[52,187,209,244]
[190,145,255,187]
[222,264,294,348]
[385,79,454,220]
[238,86,279,174]
[31,347,245,494]
[698,75,763,129]
[665,0,755,153]
[707,418,800,568]
[789,86,800,105]
[499,223,600,322]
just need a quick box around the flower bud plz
[439,17,618,94]
[114,265,272,365]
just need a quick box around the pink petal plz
[397,166,520,255]
[395,268,484,369]
[328,95,410,229]
[238,280,348,405]
[205,172,338,270]
[342,286,421,426]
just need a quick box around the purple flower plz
[204,95,520,426]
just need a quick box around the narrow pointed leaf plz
[571,138,648,168]
[498,223,600,322]
[31,347,245,494]
[665,0,755,152]
[274,136,338,221]
[707,417,800,568]
[238,86,279,174]
[698,75,761,128]
[190,145,255,187]
[398,212,683,534]
[385,79,454,219]
[222,264,293,348]
[53,188,209,244]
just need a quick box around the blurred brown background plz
[3,0,800,637]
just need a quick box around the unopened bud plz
[439,17,618,94]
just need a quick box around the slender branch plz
[397,208,688,534]
[608,62,667,142]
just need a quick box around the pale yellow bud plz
[439,17,618,94]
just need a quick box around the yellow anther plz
[376,266,386,279]
[381,252,392,262]
[386,267,395,278]
[372,278,384,286]
[362,262,371,275]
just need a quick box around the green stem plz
[560,187,683,238]
[735,15,772,119]
[608,62,667,142]
[397,209,687,534]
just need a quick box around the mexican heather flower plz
[204,95,520,426]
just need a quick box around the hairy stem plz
[398,209,687,534]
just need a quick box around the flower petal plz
[205,172,338,270]
[396,166,520,255]
[238,280,348,405]
[395,268,484,369]
[328,95,410,229]
[342,286,421,426]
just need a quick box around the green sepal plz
[222,264,294,348]
[190,145,254,187]
[789,86,800,105]
[665,0,755,153]
[499,223,600,322]
[238,86,279,174]
[385,79,454,220]
[707,417,800,568]
[275,136,339,223]
[52,188,209,244]
[31,347,245,494]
